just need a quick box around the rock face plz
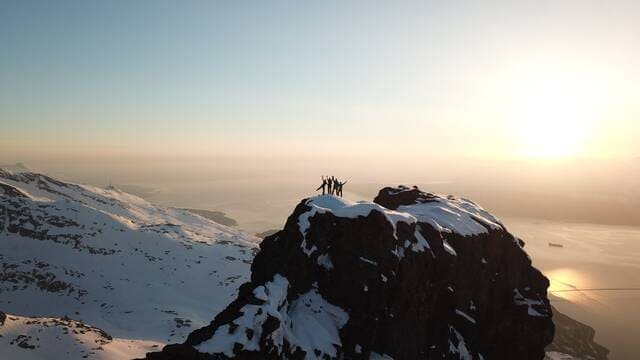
[146,186,554,360]
[546,306,609,360]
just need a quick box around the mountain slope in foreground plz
[0,169,257,359]
[147,186,556,359]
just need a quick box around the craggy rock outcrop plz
[146,186,554,359]
[546,306,609,360]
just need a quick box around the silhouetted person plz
[316,176,327,195]
[331,176,338,195]
[337,180,347,197]
[327,176,333,195]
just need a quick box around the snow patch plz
[397,196,503,236]
[317,253,334,270]
[443,240,457,256]
[545,351,581,360]
[448,326,472,359]
[513,288,548,317]
[411,227,431,252]
[196,275,349,359]
[196,274,289,356]
[297,195,417,250]
[359,257,378,266]
[455,309,476,324]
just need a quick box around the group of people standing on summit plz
[317,176,347,197]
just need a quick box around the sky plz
[1,0,639,163]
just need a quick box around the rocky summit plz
[146,185,554,360]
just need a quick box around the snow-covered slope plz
[0,311,160,360]
[0,169,257,359]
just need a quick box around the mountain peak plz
[147,186,554,359]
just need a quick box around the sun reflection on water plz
[545,268,600,306]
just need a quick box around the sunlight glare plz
[512,71,603,158]
[546,267,595,305]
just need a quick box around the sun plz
[511,73,602,158]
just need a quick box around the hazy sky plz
[1,0,639,162]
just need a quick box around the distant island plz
[254,229,279,239]
[180,208,238,227]
[112,184,161,199]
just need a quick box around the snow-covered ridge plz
[298,190,504,242]
[297,196,418,256]
[0,169,249,238]
[298,195,417,236]
[397,195,503,236]
[377,185,504,236]
[0,169,258,359]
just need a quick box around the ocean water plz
[507,219,640,360]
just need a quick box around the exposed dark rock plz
[13,335,36,349]
[145,186,554,359]
[372,185,440,210]
[547,306,609,360]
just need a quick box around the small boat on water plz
[549,242,564,248]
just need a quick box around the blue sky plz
[1,0,639,160]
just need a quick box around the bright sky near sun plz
[1,0,639,161]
